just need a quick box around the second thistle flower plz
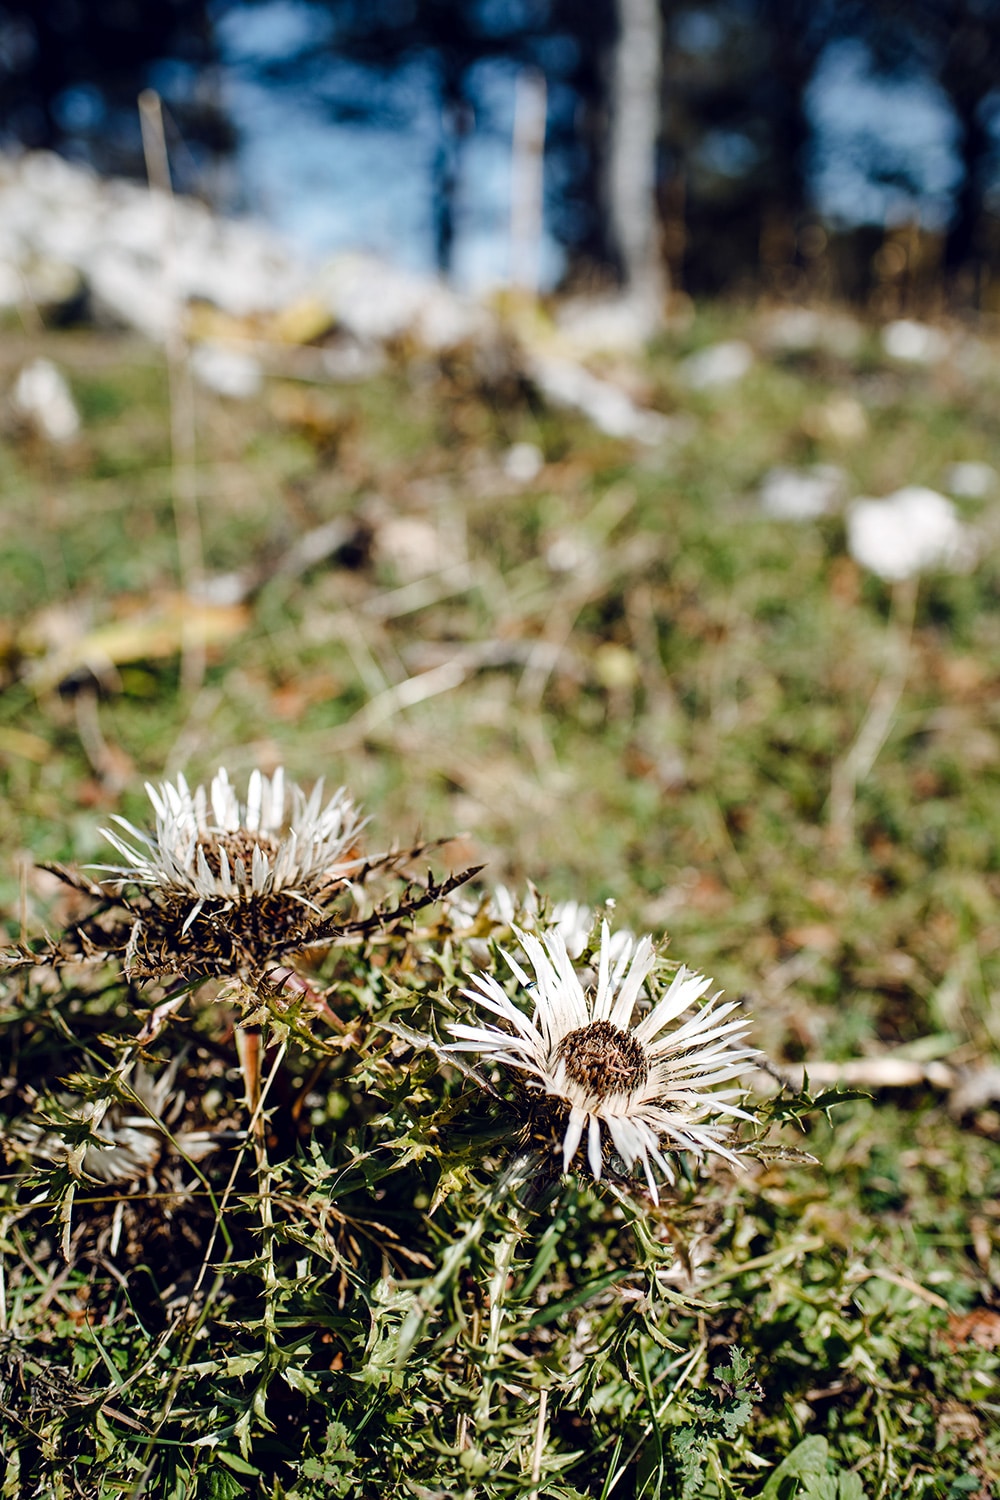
[448,921,758,1204]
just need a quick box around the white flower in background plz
[943,461,997,500]
[880,319,950,365]
[847,486,979,582]
[759,463,845,521]
[189,340,263,400]
[449,923,757,1203]
[445,885,634,966]
[548,898,634,964]
[503,441,544,484]
[678,339,753,390]
[97,767,366,922]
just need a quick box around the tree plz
[863,0,1000,292]
[0,0,229,188]
[607,0,667,315]
[661,0,855,294]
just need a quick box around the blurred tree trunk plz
[760,1,815,270]
[433,54,471,277]
[607,0,667,319]
[945,102,991,288]
[862,0,1000,303]
[938,14,997,296]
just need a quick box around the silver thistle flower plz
[12,764,474,988]
[448,922,757,1203]
[97,767,366,924]
[84,766,368,979]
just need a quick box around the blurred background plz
[2,0,1000,311]
[3,0,1000,1006]
[3,12,1000,1490]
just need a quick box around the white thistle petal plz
[145,782,166,820]
[180,899,205,936]
[195,844,214,895]
[98,827,147,867]
[269,766,286,830]
[593,918,612,1020]
[252,842,270,895]
[245,769,263,834]
[562,1108,586,1172]
[633,967,714,1043]
[587,1115,603,1180]
[607,935,656,1029]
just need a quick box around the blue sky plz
[215,1,978,287]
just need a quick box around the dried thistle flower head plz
[99,767,365,912]
[91,767,367,979]
[10,765,477,994]
[449,922,758,1204]
[9,1063,224,1185]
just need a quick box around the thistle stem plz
[237,1021,285,1332]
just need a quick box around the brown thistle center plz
[196,831,279,878]
[554,1019,649,1097]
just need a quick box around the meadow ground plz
[0,301,998,1497]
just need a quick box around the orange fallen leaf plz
[784,923,840,955]
[945,1308,1000,1351]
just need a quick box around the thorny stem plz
[55,1042,146,1259]
[139,1034,290,1469]
[474,1151,537,1427]
[529,1386,548,1498]
[236,1017,285,1333]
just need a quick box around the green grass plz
[0,301,998,1497]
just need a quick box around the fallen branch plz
[750,1056,1000,1117]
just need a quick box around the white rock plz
[11,357,80,443]
[759,306,863,359]
[555,292,661,354]
[847,486,978,581]
[881,319,950,365]
[321,341,386,382]
[189,342,263,399]
[528,352,671,444]
[315,251,492,350]
[760,463,846,521]
[679,339,753,389]
[374,516,463,582]
[503,441,544,484]
[943,461,997,499]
